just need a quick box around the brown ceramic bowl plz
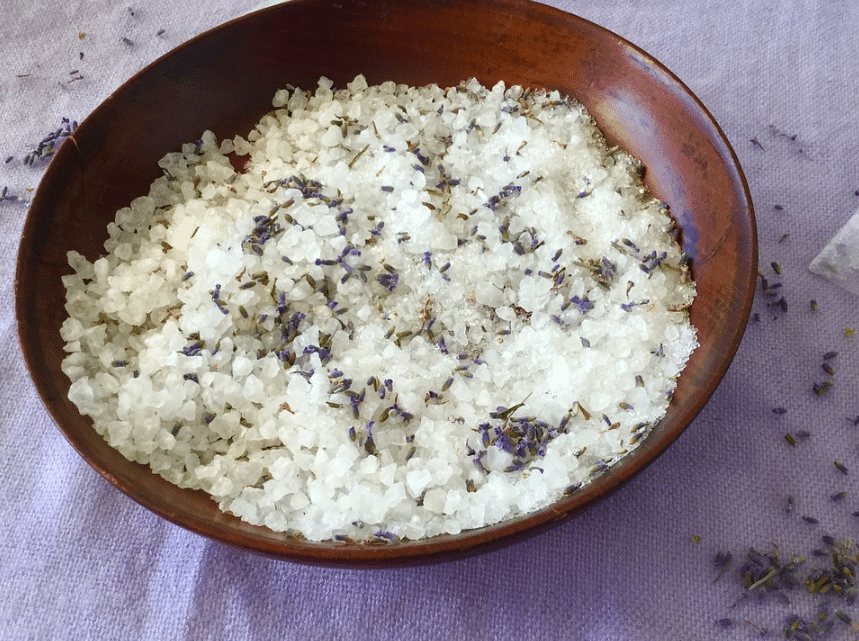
[15,0,756,566]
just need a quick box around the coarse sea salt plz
[61,76,697,542]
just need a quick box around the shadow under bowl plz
[15,0,756,567]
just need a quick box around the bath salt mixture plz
[60,76,697,542]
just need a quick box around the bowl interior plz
[15,0,756,566]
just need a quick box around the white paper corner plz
[809,208,859,296]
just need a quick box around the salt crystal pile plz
[61,76,697,542]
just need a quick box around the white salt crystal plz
[359,455,379,475]
[405,469,433,497]
[209,476,234,497]
[475,283,504,307]
[307,478,335,503]
[443,488,466,515]
[423,488,447,513]
[242,375,264,403]
[384,482,406,507]
[289,492,310,510]
[232,355,253,378]
[378,463,397,487]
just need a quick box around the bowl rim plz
[15,0,756,567]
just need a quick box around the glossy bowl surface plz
[15,0,756,566]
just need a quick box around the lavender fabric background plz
[2,1,858,639]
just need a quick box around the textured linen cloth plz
[2,1,858,639]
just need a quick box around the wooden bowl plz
[15,0,756,567]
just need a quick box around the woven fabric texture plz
[1,2,857,639]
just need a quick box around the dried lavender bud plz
[23,118,78,165]
[713,551,732,582]
[813,380,834,395]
